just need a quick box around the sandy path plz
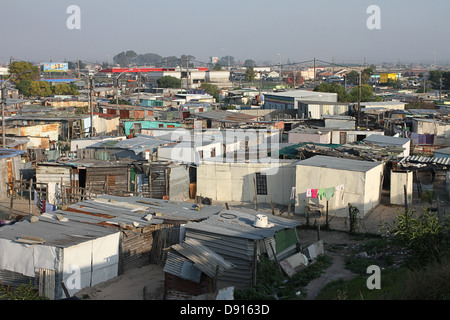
[303,251,358,300]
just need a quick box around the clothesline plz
[306,185,345,206]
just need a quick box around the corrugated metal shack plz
[36,160,134,205]
[163,238,234,299]
[59,194,223,273]
[131,161,191,201]
[0,212,120,300]
[183,209,301,288]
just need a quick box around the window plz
[255,172,267,195]
[211,147,216,158]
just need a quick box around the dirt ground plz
[1,195,448,300]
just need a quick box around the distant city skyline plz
[1,0,449,66]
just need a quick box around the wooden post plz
[317,220,320,241]
[225,203,229,210]
[403,184,408,211]
[269,242,282,272]
[8,189,14,220]
[325,200,329,229]
[29,179,32,215]
[271,201,275,215]
[61,179,66,206]
[61,282,71,299]
[253,177,258,211]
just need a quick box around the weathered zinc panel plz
[184,229,255,288]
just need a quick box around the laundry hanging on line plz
[306,185,343,201]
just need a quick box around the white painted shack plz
[295,155,384,217]
[196,160,297,205]
[0,213,120,300]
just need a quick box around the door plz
[339,132,347,144]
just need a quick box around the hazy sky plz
[1,0,449,66]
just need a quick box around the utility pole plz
[1,85,6,148]
[137,73,141,103]
[357,70,361,128]
[187,56,190,91]
[313,58,316,87]
[88,75,95,137]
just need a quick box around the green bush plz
[0,282,47,300]
[381,208,450,267]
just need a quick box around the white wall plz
[295,162,383,217]
[62,232,119,299]
[390,171,413,206]
[363,165,384,213]
[196,161,296,205]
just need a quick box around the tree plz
[113,51,138,67]
[314,83,349,102]
[161,56,180,68]
[8,61,40,86]
[349,84,374,102]
[244,59,256,68]
[181,55,196,68]
[27,81,52,97]
[157,76,181,88]
[219,56,234,67]
[16,80,32,97]
[213,64,222,71]
[361,67,374,84]
[245,67,256,82]
[136,53,162,66]
[199,83,219,102]
[344,68,373,86]
[345,70,360,85]
[68,60,86,71]
[51,83,79,95]
[429,70,450,90]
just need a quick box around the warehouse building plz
[263,90,338,110]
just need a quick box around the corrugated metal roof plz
[63,194,223,227]
[0,148,25,159]
[184,209,300,240]
[171,238,234,278]
[89,135,172,155]
[296,155,382,172]
[399,155,450,166]
[0,213,117,248]
[435,147,450,155]
[363,134,410,146]
[163,252,202,283]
